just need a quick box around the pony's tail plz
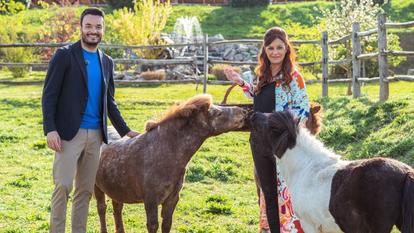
[401,171,414,233]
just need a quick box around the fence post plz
[351,22,361,98]
[193,55,198,81]
[321,31,329,97]
[203,34,208,94]
[378,13,389,101]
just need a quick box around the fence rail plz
[357,28,378,38]
[0,58,196,68]
[328,34,351,45]
[385,21,414,28]
[352,14,414,101]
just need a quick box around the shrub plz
[211,64,240,81]
[106,0,135,10]
[0,13,39,78]
[140,69,166,80]
[230,0,268,8]
[205,195,232,215]
[186,164,205,182]
[205,163,235,182]
[38,6,79,60]
[0,0,25,14]
[105,0,171,59]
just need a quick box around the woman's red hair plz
[254,27,297,93]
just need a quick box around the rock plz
[114,73,125,80]
[123,74,137,80]
[238,44,249,52]
[208,34,224,43]
[241,52,252,61]
[234,54,244,61]
[166,65,195,80]
[223,49,237,60]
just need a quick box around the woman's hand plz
[224,68,244,86]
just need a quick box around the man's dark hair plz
[80,8,105,26]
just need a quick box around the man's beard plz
[81,33,101,47]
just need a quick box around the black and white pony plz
[249,111,414,233]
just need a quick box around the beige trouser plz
[49,129,102,233]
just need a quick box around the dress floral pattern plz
[241,70,309,122]
[241,70,309,233]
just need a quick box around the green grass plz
[164,0,414,39]
[384,0,414,24]
[0,80,412,232]
[166,2,331,39]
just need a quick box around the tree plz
[318,0,404,90]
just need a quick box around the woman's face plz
[265,38,287,65]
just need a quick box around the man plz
[42,8,139,233]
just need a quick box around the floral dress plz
[241,70,309,233]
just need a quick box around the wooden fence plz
[0,13,413,100]
[351,14,414,101]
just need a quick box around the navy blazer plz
[42,41,130,144]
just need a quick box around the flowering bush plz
[318,0,405,78]
[0,13,39,78]
[105,0,171,59]
[0,0,25,14]
[38,6,79,59]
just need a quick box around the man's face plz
[81,14,104,47]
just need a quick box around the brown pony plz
[94,94,247,233]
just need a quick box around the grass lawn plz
[0,81,412,232]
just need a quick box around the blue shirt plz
[80,49,102,129]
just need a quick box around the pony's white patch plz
[277,128,349,233]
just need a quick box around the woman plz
[224,27,308,233]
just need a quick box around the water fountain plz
[171,16,203,44]
[170,16,203,57]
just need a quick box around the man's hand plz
[126,130,140,138]
[47,131,62,152]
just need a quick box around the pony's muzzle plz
[250,112,268,132]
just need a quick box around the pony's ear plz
[200,102,211,112]
[145,120,157,131]
[310,103,321,114]
[182,102,210,117]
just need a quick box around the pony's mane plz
[267,111,299,158]
[268,111,340,161]
[145,94,213,131]
[295,128,342,161]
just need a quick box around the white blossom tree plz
[317,0,404,89]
